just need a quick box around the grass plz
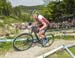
[0,42,13,55]
[54,36,75,40]
[69,47,75,54]
[46,47,75,58]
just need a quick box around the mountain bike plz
[13,25,54,51]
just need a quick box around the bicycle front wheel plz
[13,33,33,51]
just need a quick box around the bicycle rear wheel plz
[42,30,54,47]
[13,33,33,51]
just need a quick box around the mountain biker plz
[32,14,50,46]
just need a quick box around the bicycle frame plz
[31,26,40,42]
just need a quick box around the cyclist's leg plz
[37,29,48,45]
[37,24,49,39]
[37,30,45,39]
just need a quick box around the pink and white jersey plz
[36,15,50,25]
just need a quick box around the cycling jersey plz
[36,15,50,27]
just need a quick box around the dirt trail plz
[2,39,75,58]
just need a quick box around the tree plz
[0,0,12,16]
[47,2,63,21]
[63,0,75,14]
[13,7,21,17]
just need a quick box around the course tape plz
[0,38,26,42]
[0,39,14,42]
[0,33,75,42]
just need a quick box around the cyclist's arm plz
[32,22,38,26]
[39,21,47,31]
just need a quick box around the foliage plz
[0,42,13,55]
[0,0,12,16]
[37,0,75,22]
[63,0,75,14]
[0,0,75,25]
[38,6,52,20]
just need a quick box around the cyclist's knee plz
[37,31,42,36]
[37,32,45,39]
